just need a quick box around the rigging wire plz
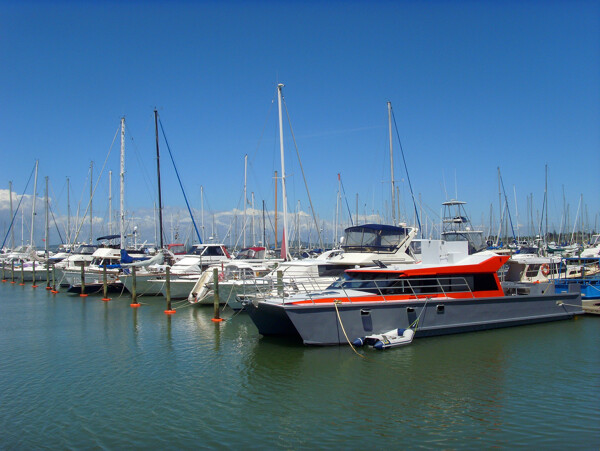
[1,162,36,249]
[391,107,422,235]
[158,117,203,244]
[283,98,324,250]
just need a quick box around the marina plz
[0,281,598,449]
[1,1,599,449]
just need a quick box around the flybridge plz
[341,224,413,253]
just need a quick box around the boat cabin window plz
[78,246,97,255]
[317,264,355,278]
[235,248,265,260]
[342,226,407,253]
[330,272,499,295]
[202,246,225,257]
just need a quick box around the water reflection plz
[1,282,597,449]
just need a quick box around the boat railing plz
[270,275,477,305]
[235,274,335,303]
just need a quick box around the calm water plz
[1,281,598,449]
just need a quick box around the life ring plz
[541,263,550,276]
[218,272,225,282]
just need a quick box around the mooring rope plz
[333,300,366,359]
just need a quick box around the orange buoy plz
[164,309,176,315]
[211,318,224,322]
[130,303,141,308]
[101,298,111,302]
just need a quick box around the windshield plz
[342,227,406,252]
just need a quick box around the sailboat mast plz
[154,109,164,250]
[388,101,396,226]
[66,177,71,245]
[201,186,205,243]
[277,84,289,260]
[243,154,247,248]
[90,161,93,243]
[274,170,278,249]
[544,164,548,248]
[262,200,266,248]
[9,181,14,249]
[251,192,255,246]
[30,160,38,248]
[108,170,113,236]
[44,176,49,257]
[120,117,125,248]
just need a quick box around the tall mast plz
[9,181,14,249]
[66,177,71,244]
[388,101,396,226]
[154,109,164,249]
[201,186,205,243]
[251,192,255,246]
[243,154,247,248]
[297,199,301,253]
[44,176,49,257]
[545,164,548,247]
[262,200,266,248]
[90,161,93,243]
[120,117,125,249]
[153,202,157,246]
[108,170,112,235]
[30,159,38,248]
[274,170,278,249]
[277,84,290,260]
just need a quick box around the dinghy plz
[353,328,415,350]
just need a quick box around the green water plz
[0,282,598,449]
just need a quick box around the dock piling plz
[212,268,222,322]
[32,261,37,288]
[80,265,87,297]
[164,266,175,314]
[101,265,110,301]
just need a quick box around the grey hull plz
[245,290,583,346]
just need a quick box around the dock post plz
[51,263,58,294]
[130,266,141,307]
[20,262,25,285]
[80,265,87,297]
[45,261,51,290]
[212,268,222,322]
[131,266,138,304]
[32,261,37,288]
[101,265,110,301]
[11,261,15,284]
[164,266,175,314]
[1,262,5,282]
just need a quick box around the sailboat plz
[64,118,149,293]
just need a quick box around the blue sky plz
[1,0,599,246]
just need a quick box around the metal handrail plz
[246,274,479,305]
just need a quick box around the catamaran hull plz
[244,290,583,346]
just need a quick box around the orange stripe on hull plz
[291,289,504,305]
